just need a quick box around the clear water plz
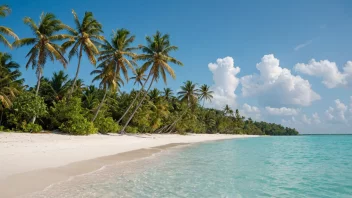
[30,136,352,198]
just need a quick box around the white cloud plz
[241,54,321,107]
[265,107,300,116]
[282,113,320,126]
[207,57,241,109]
[294,59,352,88]
[294,40,313,51]
[325,99,348,123]
[312,113,321,124]
[242,103,261,120]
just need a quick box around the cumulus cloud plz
[325,99,348,123]
[241,54,321,107]
[207,57,241,109]
[265,107,300,116]
[294,59,352,88]
[294,40,313,51]
[282,113,320,125]
[242,103,261,120]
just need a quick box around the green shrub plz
[8,92,47,129]
[126,126,138,134]
[21,122,42,133]
[0,125,4,131]
[50,97,97,135]
[94,116,120,134]
[59,117,97,135]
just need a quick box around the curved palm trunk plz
[92,87,108,122]
[162,109,188,133]
[32,69,42,124]
[117,73,151,124]
[120,76,154,134]
[69,45,83,98]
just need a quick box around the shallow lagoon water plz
[29,135,352,198]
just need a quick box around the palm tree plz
[120,31,183,133]
[13,13,68,123]
[223,104,233,116]
[198,84,213,107]
[99,28,137,81]
[162,88,173,101]
[0,52,22,124]
[98,29,138,124]
[91,62,123,122]
[62,10,104,96]
[130,67,146,87]
[0,5,19,48]
[50,70,70,100]
[178,81,199,106]
[163,81,199,133]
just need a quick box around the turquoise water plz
[32,136,352,197]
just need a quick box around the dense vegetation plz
[0,5,299,136]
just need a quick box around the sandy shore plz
[0,132,257,197]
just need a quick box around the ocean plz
[29,135,352,198]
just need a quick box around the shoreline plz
[0,133,258,197]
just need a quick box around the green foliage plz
[50,97,97,135]
[59,118,97,135]
[94,116,120,134]
[125,126,138,134]
[6,92,47,129]
[21,122,42,133]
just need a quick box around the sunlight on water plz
[28,136,352,198]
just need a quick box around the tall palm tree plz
[98,29,137,124]
[62,10,104,96]
[120,31,183,133]
[99,28,137,81]
[13,13,68,123]
[162,88,173,101]
[198,84,213,107]
[91,62,123,122]
[162,81,199,133]
[0,5,19,48]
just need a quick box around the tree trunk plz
[202,99,205,107]
[162,109,188,133]
[120,76,154,134]
[92,87,108,122]
[32,69,42,124]
[69,45,83,98]
[117,72,151,124]
[0,110,3,126]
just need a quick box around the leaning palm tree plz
[98,29,137,124]
[120,31,183,133]
[62,10,104,96]
[116,67,146,124]
[0,5,19,48]
[198,84,213,107]
[162,88,173,101]
[162,81,199,133]
[13,13,68,123]
[91,62,123,122]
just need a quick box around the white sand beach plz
[0,132,257,197]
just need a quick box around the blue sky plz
[2,0,352,133]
